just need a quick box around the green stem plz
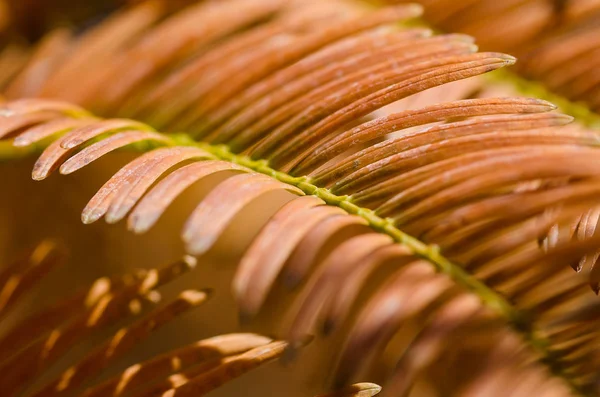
[167,133,583,396]
[0,123,584,394]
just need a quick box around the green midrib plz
[0,3,597,394]
[166,133,584,396]
[0,125,583,394]
[2,11,597,394]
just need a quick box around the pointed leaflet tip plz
[81,210,102,224]
[315,383,383,397]
[12,137,29,147]
[405,3,424,17]
[184,236,215,257]
[538,99,558,110]
[418,29,434,38]
[145,290,161,303]
[501,54,517,65]
[467,43,479,53]
[104,212,122,224]
[31,171,45,181]
[183,255,197,269]
[458,35,476,44]
[59,162,76,175]
[179,289,212,304]
[518,98,558,111]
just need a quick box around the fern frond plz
[154,340,291,397]
[0,270,145,358]
[2,96,600,395]
[0,253,196,396]
[82,333,274,397]
[485,69,600,129]
[32,289,211,397]
[384,0,600,115]
[0,243,295,397]
[0,239,65,319]
[2,0,600,395]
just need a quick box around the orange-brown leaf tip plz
[185,238,212,257]
[354,383,382,397]
[0,108,15,117]
[12,137,29,147]
[452,34,475,43]
[500,54,517,65]
[316,383,382,397]
[105,212,123,225]
[145,290,162,303]
[127,213,145,234]
[59,162,77,175]
[128,299,142,315]
[31,171,45,181]
[81,210,102,224]
[182,255,197,270]
[31,161,49,181]
[403,3,423,17]
[420,29,434,38]
[62,140,82,150]
[537,99,558,110]
[179,289,211,304]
